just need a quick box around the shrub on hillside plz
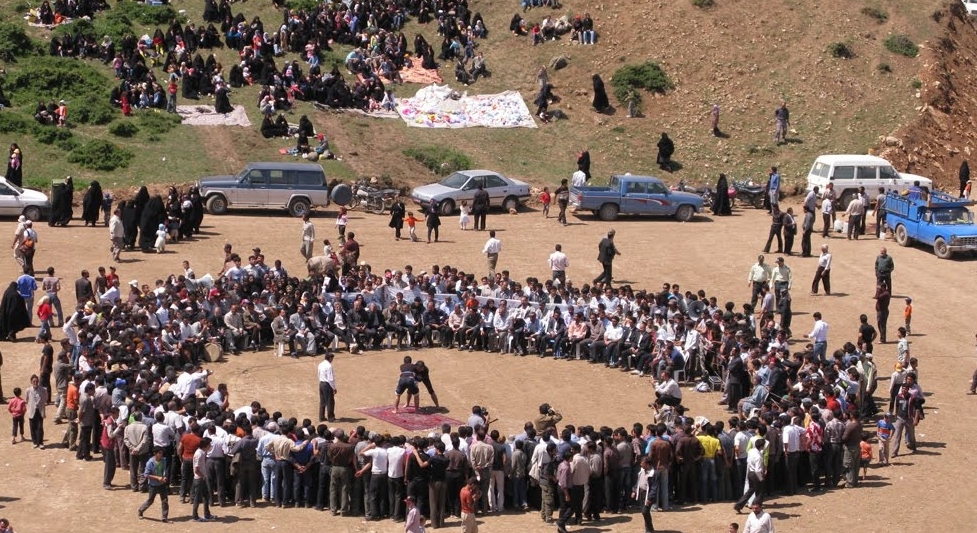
[67,140,133,171]
[137,111,182,135]
[0,22,42,62]
[109,121,139,137]
[692,0,715,8]
[861,7,888,23]
[611,62,673,108]
[0,113,37,135]
[34,127,73,146]
[5,58,115,125]
[827,42,854,59]
[877,63,892,73]
[113,2,182,25]
[404,146,474,175]
[885,34,919,57]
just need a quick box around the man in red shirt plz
[178,424,203,503]
[460,477,480,533]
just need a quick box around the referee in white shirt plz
[317,352,337,422]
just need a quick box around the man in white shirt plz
[733,438,766,512]
[782,416,803,496]
[742,501,775,533]
[811,244,831,296]
[317,353,336,422]
[746,255,771,308]
[547,244,570,286]
[807,312,829,361]
[171,365,212,401]
[482,230,502,279]
[358,437,389,520]
[571,169,587,187]
[654,370,682,407]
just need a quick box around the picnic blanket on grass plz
[176,104,252,127]
[397,84,536,129]
[400,62,444,85]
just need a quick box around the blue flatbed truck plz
[884,190,977,259]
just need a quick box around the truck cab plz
[884,190,977,259]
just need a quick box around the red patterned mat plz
[356,405,463,432]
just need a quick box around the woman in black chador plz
[591,74,609,112]
[0,282,30,341]
[81,180,103,226]
[48,176,74,226]
[120,200,138,249]
[139,195,166,252]
[712,173,732,216]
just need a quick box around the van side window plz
[856,167,877,180]
[812,162,830,178]
[879,166,899,181]
[268,170,286,186]
[831,166,855,180]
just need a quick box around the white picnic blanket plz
[176,105,252,127]
[396,84,537,129]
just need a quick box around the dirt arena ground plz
[1,199,973,533]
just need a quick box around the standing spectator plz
[460,477,479,533]
[300,214,315,260]
[875,247,894,294]
[820,188,834,238]
[960,160,971,198]
[554,179,570,226]
[875,187,887,237]
[40,266,64,327]
[426,201,442,244]
[801,186,819,256]
[811,244,831,296]
[774,101,790,145]
[8,386,25,444]
[593,230,620,286]
[388,199,406,240]
[15,270,36,327]
[19,221,37,275]
[591,74,609,112]
[109,209,124,262]
[555,450,573,533]
[876,412,894,465]
[782,207,797,255]
[761,207,783,254]
[656,133,674,172]
[767,167,780,210]
[318,352,336,423]
[746,255,771,308]
[732,438,765,512]
[577,149,591,181]
[806,312,829,362]
[903,298,913,335]
[472,184,490,230]
[75,269,94,308]
[6,144,23,187]
[138,447,170,522]
[841,412,862,487]
[548,244,569,286]
[482,231,501,278]
[844,192,864,240]
[191,437,215,521]
[874,281,891,343]
[711,104,721,136]
[25,375,48,449]
[540,187,551,218]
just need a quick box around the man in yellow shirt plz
[696,424,722,503]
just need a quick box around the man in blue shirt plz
[138,447,170,522]
[16,269,37,325]
[768,166,781,210]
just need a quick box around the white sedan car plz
[410,170,531,216]
[0,176,50,221]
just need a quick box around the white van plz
[805,154,932,209]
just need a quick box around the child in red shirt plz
[859,432,872,480]
[540,187,551,218]
[7,387,26,444]
[405,211,422,242]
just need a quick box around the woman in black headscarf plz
[426,200,441,243]
[139,195,166,252]
[297,115,314,137]
[188,186,205,235]
[712,173,732,216]
[959,160,971,198]
[214,82,233,113]
[577,149,591,181]
[656,133,674,172]
[591,74,609,112]
[81,180,103,226]
[6,144,23,187]
[0,282,30,341]
[120,200,138,249]
[49,176,74,226]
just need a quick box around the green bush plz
[56,137,79,151]
[53,18,97,40]
[404,146,474,175]
[4,58,115,125]
[67,140,133,171]
[34,127,73,145]
[0,22,42,62]
[0,113,37,135]
[287,0,321,13]
[611,62,673,107]
[911,78,923,90]
[877,63,892,73]
[113,2,182,26]
[692,0,715,8]
[137,111,182,135]
[861,7,889,23]
[828,42,854,59]
[885,34,919,57]
[109,121,140,137]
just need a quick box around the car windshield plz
[932,208,974,225]
[439,172,470,189]
[4,181,24,194]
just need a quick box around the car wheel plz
[439,199,455,216]
[502,195,520,213]
[894,224,909,246]
[206,195,228,215]
[934,237,952,259]
[837,190,855,212]
[675,204,695,222]
[598,203,619,221]
[22,206,42,222]
[289,198,311,217]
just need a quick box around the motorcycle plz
[671,179,715,207]
[348,179,400,214]
[731,180,767,209]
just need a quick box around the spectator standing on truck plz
[844,193,864,240]
[774,101,790,145]
[593,230,620,286]
[875,188,887,238]
[555,179,570,226]
[875,248,894,294]
[959,160,971,198]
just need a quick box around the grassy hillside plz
[0,0,955,193]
